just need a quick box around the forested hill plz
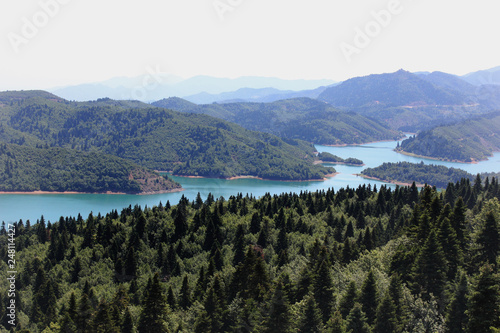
[1,177,499,332]
[398,112,500,162]
[152,97,403,145]
[0,91,333,181]
[0,143,180,194]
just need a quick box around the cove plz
[1,139,499,223]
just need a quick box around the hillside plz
[398,112,500,162]
[0,143,180,194]
[152,97,403,145]
[317,70,497,131]
[0,91,333,181]
[361,161,474,188]
[2,177,499,332]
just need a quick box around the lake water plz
[1,139,499,223]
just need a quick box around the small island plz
[359,161,475,188]
[316,152,364,166]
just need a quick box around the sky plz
[0,0,499,91]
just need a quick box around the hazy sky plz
[1,0,499,90]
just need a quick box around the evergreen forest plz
[1,175,499,332]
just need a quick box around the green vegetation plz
[0,91,334,181]
[361,161,475,188]
[153,97,403,145]
[317,152,363,165]
[398,112,500,162]
[0,143,180,194]
[1,176,500,332]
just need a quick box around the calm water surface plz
[1,139,499,223]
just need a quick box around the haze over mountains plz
[50,76,336,103]
[48,66,500,106]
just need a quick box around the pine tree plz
[314,260,336,324]
[466,264,500,333]
[299,295,324,333]
[327,310,347,333]
[125,248,138,277]
[412,230,447,298]
[198,274,225,333]
[262,280,292,333]
[450,197,467,249]
[121,307,134,333]
[360,270,378,325]
[445,272,468,333]
[438,217,462,279]
[179,275,192,309]
[388,274,405,328]
[173,201,188,242]
[340,281,358,319]
[346,303,370,333]
[373,293,398,333]
[477,211,500,265]
[93,299,119,332]
[249,212,261,234]
[76,293,93,333]
[167,286,177,310]
[137,273,170,333]
[233,224,246,266]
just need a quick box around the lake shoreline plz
[172,173,339,182]
[355,174,426,188]
[321,137,405,147]
[0,188,185,196]
[315,160,365,167]
[394,149,481,164]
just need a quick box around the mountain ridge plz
[0,90,333,181]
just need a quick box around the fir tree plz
[299,295,324,333]
[179,275,192,309]
[412,230,447,298]
[373,293,398,333]
[262,280,292,333]
[137,273,170,333]
[313,260,336,324]
[339,281,358,319]
[360,270,378,325]
[327,310,347,333]
[466,264,500,333]
[445,272,468,333]
[346,303,370,333]
[477,211,500,265]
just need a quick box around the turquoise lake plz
[1,139,499,223]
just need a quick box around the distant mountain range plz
[49,75,336,102]
[317,69,500,131]
[47,66,500,133]
[462,66,500,86]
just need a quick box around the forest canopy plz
[1,176,499,332]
